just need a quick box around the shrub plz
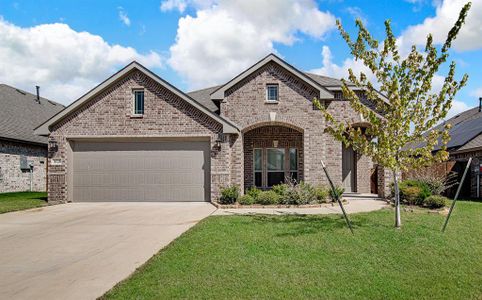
[398,180,431,205]
[219,185,239,204]
[256,191,280,205]
[238,194,255,205]
[424,195,448,209]
[271,184,288,196]
[314,186,329,203]
[280,181,317,205]
[246,187,261,200]
[329,186,345,202]
[406,168,458,195]
[400,186,422,205]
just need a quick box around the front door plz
[342,145,356,192]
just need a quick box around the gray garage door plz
[72,140,210,202]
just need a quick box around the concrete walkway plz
[0,202,216,300]
[213,199,388,215]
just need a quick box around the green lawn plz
[0,192,47,214]
[103,201,482,300]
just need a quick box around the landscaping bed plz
[218,181,344,207]
[211,202,334,209]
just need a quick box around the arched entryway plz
[243,124,303,190]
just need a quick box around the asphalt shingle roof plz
[0,84,64,145]
[187,85,221,112]
[305,72,347,86]
[437,107,482,151]
[411,106,482,152]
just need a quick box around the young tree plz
[314,3,471,228]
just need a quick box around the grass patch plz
[0,192,47,214]
[103,201,482,299]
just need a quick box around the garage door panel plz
[72,140,210,202]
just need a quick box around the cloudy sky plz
[0,0,480,118]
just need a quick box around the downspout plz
[29,165,33,192]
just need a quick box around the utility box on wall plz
[20,155,28,170]
[19,155,32,171]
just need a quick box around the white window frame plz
[132,89,145,116]
[266,84,279,102]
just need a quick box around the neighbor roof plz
[437,107,482,151]
[412,106,482,152]
[0,84,64,145]
[210,53,335,101]
[35,62,239,136]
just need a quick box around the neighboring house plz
[0,84,64,193]
[35,54,393,204]
[417,103,482,199]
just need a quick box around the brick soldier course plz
[36,54,392,204]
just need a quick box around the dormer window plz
[133,89,144,115]
[266,84,279,102]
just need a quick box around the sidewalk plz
[213,199,389,216]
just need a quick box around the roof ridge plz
[0,83,65,107]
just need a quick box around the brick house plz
[407,102,482,199]
[35,54,392,204]
[0,84,64,193]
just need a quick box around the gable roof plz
[210,53,334,101]
[0,84,64,145]
[189,72,385,113]
[35,62,239,136]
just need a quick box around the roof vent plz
[35,86,40,103]
[479,97,482,112]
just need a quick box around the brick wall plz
[0,139,47,193]
[48,69,231,204]
[221,61,375,193]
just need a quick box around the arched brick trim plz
[242,121,304,134]
[243,125,304,190]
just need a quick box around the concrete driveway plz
[0,202,216,300]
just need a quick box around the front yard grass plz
[103,201,482,299]
[0,192,47,214]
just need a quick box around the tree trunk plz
[393,170,402,228]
